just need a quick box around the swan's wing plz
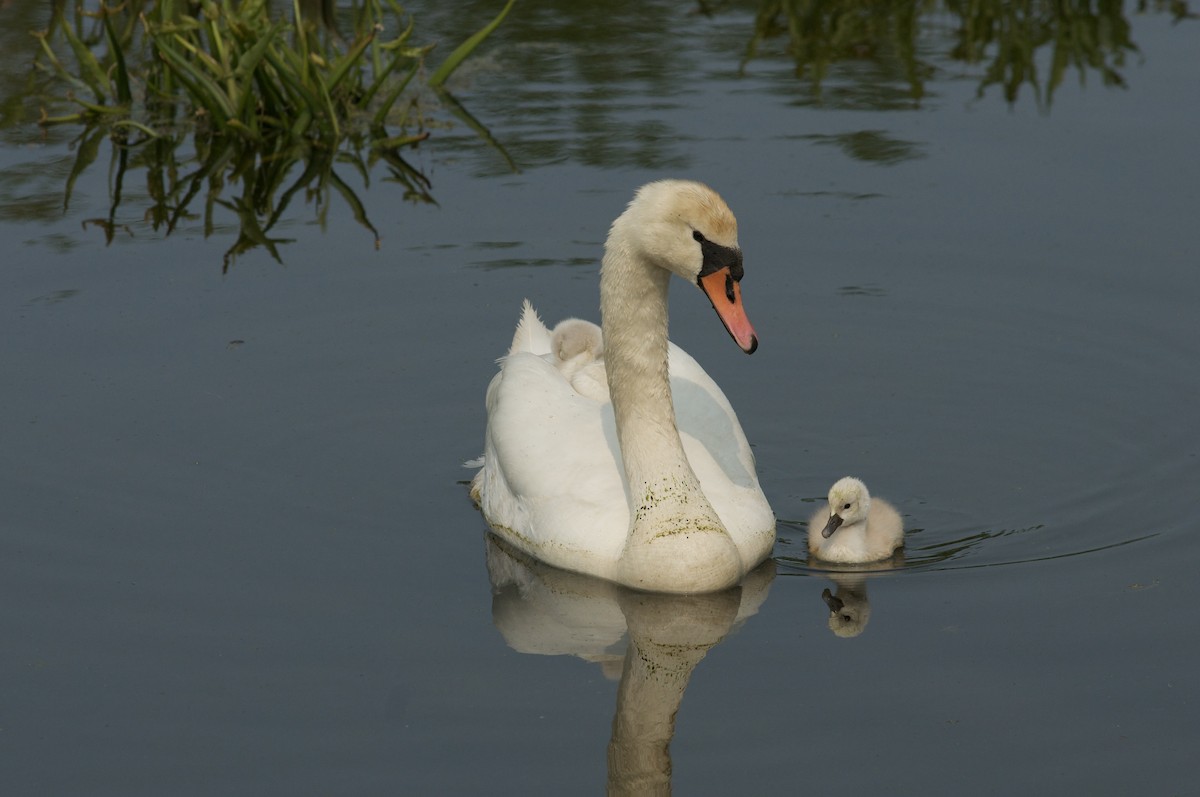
[477,351,630,576]
[867,498,905,551]
[669,341,776,562]
[668,341,761,489]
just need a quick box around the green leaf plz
[327,168,380,245]
[70,96,130,116]
[63,126,106,211]
[231,18,288,120]
[427,0,515,89]
[154,35,235,126]
[263,47,324,133]
[370,61,418,129]
[325,30,376,97]
[434,87,518,172]
[314,74,341,139]
[102,8,132,106]
[232,18,287,82]
[371,131,429,150]
[361,48,416,110]
[110,119,162,138]
[58,10,113,102]
[31,30,95,97]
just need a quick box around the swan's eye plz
[843,502,851,510]
[692,230,705,243]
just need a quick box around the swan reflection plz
[486,535,775,794]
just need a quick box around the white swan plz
[471,180,776,593]
[807,477,904,564]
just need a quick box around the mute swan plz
[808,477,903,564]
[471,180,776,594]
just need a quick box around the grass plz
[33,0,515,144]
[28,0,516,266]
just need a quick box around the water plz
[2,1,1198,793]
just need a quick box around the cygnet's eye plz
[843,502,851,510]
[692,230,705,243]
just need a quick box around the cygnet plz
[808,477,903,564]
[550,318,609,401]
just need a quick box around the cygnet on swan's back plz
[550,318,609,401]
[551,318,603,364]
[808,476,903,564]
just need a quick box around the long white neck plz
[600,232,685,490]
[600,225,742,592]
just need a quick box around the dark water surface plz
[2,1,1199,794]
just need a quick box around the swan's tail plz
[507,299,553,357]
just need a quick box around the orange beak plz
[699,268,758,354]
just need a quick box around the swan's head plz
[614,179,758,353]
[821,476,871,538]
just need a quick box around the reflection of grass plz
[63,120,438,270]
[745,0,933,101]
[803,129,923,164]
[26,0,515,265]
[747,0,1170,107]
[947,0,1137,106]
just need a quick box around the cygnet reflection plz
[821,574,873,638]
[814,540,906,640]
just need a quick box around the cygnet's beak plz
[699,267,758,354]
[821,513,844,539]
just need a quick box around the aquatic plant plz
[27,0,516,266]
[743,0,1167,108]
[32,0,514,144]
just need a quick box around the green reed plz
[29,0,515,267]
[33,0,513,144]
